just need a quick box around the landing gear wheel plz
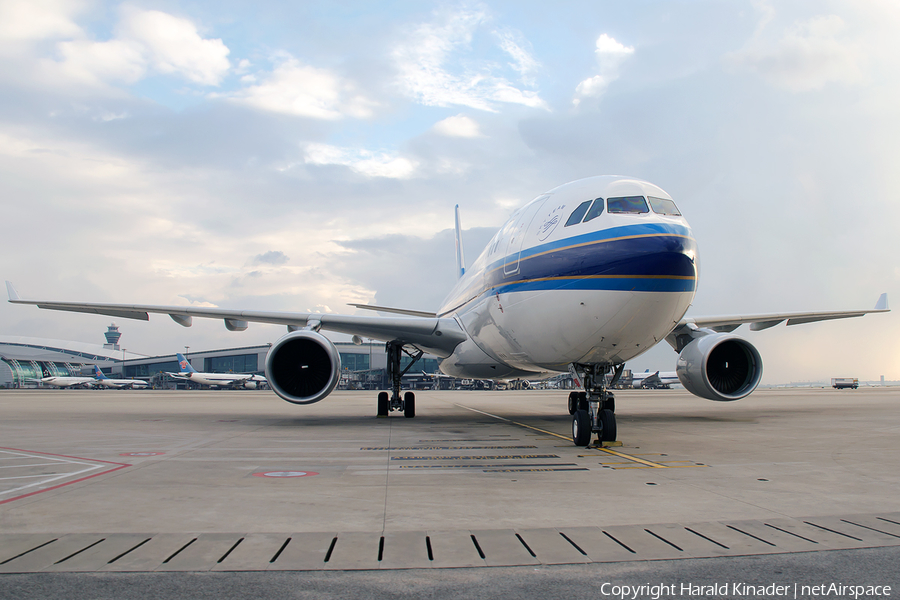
[572,409,592,446]
[599,408,616,442]
[403,391,416,418]
[567,392,577,415]
[603,395,615,413]
[576,392,588,411]
[377,392,389,417]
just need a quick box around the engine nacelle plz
[265,330,342,405]
[676,333,762,402]
[243,381,257,390]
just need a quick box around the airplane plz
[631,369,679,389]
[167,353,267,389]
[28,370,96,388]
[5,175,890,446]
[91,365,150,389]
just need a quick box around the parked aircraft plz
[167,353,267,389]
[6,176,890,445]
[92,365,149,389]
[28,370,95,388]
[632,369,679,389]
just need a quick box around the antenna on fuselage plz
[454,204,466,279]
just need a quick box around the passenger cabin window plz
[583,198,604,222]
[648,196,681,216]
[607,196,649,214]
[564,200,592,226]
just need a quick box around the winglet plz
[454,205,466,279]
[6,281,20,301]
[875,293,889,311]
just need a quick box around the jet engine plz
[676,333,762,401]
[265,330,342,404]
[243,381,257,390]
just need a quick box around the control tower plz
[103,323,122,350]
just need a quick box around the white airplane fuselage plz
[437,176,698,380]
[95,378,149,389]
[37,377,95,388]
[171,372,264,388]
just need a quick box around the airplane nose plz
[584,232,698,293]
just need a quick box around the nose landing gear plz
[568,363,620,446]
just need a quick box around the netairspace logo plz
[599,582,892,599]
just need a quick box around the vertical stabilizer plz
[93,365,108,380]
[176,353,197,373]
[454,205,466,279]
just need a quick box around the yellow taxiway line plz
[453,403,669,469]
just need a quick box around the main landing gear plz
[568,363,620,446]
[377,341,422,418]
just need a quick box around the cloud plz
[495,28,540,86]
[117,8,231,86]
[251,250,290,266]
[55,39,147,86]
[392,7,548,112]
[0,0,83,44]
[432,114,482,137]
[222,56,376,119]
[302,143,418,179]
[15,6,230,90]
[725,14,866,92]
[573,33,634,105]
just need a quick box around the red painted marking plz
[0,446,131,506]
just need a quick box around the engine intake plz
[265,330,342,404]
[676,333,762,401]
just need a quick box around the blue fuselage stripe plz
[440,223,698,315]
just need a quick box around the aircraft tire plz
[604,394,615,413]
[576,392,588,411]
[572,409,591,446]
[403,391,416,418]
[567,392,577,415]
[377,392,389,417]
[600,408,616,442]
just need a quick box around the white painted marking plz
[0,450,106,498]
[253,471,318,478]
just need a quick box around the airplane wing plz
[667,293,889,347]
[5,281,467,358]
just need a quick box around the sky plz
[1,0,898,384]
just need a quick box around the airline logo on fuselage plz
[537,204,566,241]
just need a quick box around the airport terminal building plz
[0,335,137,388]
[1,322,444,390]
[122,341,443,390]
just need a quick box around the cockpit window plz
[582,198,604,223]
[648,196,682,216]
[564,200,592,226]
[607,196,649,214]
